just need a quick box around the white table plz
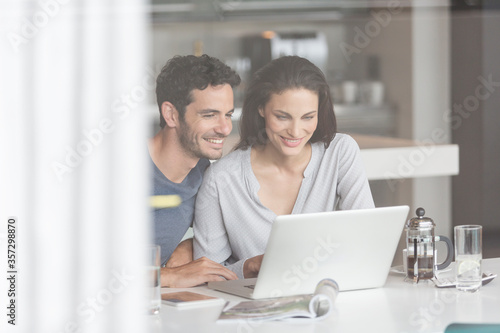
[150,258,500,333]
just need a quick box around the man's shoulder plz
[196,158,211,172]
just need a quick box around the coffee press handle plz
[435,235,454,270]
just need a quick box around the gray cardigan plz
[193,133,375,278]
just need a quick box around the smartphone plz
[161,291,225,308]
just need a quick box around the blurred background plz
[1,1,499,331]
[146,0,500,258]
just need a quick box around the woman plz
[193,56,374,279]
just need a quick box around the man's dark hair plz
[235,55,336,151]
[156,54,241,128]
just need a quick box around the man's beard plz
[178,118,224,160]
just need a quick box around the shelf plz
[150,1,451,23]
[336,104,397,137]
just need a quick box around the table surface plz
[149,258,500,333]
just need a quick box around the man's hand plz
[161,257,238,288]
[243,254,264,278]
[166,238,193,268]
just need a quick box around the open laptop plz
[208,205,409,299]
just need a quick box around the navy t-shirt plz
[151,158,210,266]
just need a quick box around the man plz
[149,54,241,287]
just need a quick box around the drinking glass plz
[454,225,482,292]
[145,245,161,314]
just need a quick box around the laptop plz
[208,205,409,299]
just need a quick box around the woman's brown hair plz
[235,55,336,151]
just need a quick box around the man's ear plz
[161,102,179,128]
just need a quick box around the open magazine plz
[217,278,339,322]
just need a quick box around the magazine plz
[217,278,339,322]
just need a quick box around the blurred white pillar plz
[412,4,453,240]
[0,1,152,332]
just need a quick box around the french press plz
[405,207,453,283]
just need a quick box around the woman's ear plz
[258,107,265,118]
[161,102,178,128]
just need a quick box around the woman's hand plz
[243,254,264,278]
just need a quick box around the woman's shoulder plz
[315,133,360,152]
[333,132,357,144]
[206,148,249,175]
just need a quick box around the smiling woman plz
[193,55,375,280]
[236,56,336,151]
[258,88,318,156]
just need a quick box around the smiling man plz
[149,54,241,287]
